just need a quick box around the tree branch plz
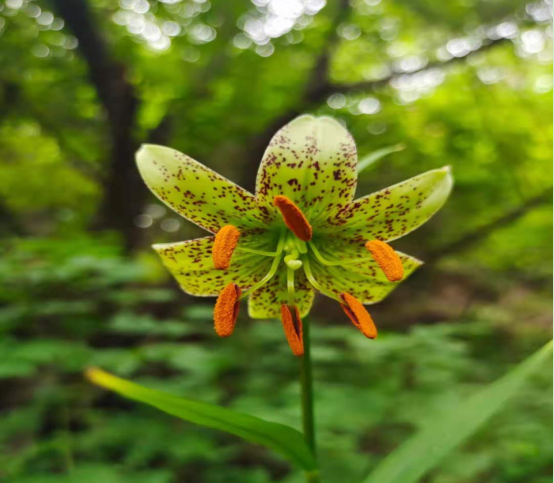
[50,0,135,124]
[331,37,509,94]
[426,187,552,265]
[240,0,352,191]
[240,33,510,192]
[0,196,25,236]
[51,0,144,251]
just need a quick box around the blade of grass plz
[361,340,553,483]
[357,144,405,174]
[86,367,317,472]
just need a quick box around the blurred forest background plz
[0,0,552,482]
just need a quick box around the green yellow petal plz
[154,236,273,296]
[309,249,421,304]
[137,144,271,234]
[248,268,314,319]
[326,167,453,242]
[255,115,358,227]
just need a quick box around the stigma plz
[273,195,313,242]
[280,305,304,356]
[340,293,377,339]
[214,283,241,337]
[212,225,240,270]
[365,240,404,282]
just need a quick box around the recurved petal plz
[137,144,271,234]
[255,115,358,227]
[326,167,453,242]
[248,268,314,319]
[309,245,422,304]
[154,236,273,296]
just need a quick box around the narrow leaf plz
[357,144,405,174]
[361,341,553,483]
[86,367,317,471]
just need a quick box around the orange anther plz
[273,195,313,242]
[365,240,404,282]
[212,225,240,270]
[340,293,377,339]
[214,283,241,337]
[280,305,304,356]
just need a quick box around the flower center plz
[219,196,402,344]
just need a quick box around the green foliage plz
[86,367,317,472]
[357,144,405,174]
[361,341,553,483]
[0,237,551,482]
[0,0,551,481]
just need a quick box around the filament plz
[239,234,286,299]
[287,266,296,307]
[309,242,378,267]
[302,257,341,302]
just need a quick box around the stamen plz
[340,293,377,339]
[214,283,241,337]
[212,225,240,270]
[280,305,304,356]
[365,240,404,282]
[273,195,313,242]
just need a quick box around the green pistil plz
[287,266,296,307]
[283,235,305,307]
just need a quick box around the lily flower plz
[137,115,453,356]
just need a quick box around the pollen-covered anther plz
[340,293,377,339]
[365,239,404,282]
[273,195,313,242]
[212,225,240,270]
[280,305,304,356]
[214,283,241,337]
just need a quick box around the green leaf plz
[360,340,553,483]
[357,144,405,174]
[86,367,318,472]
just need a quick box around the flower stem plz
[300,317,319,482]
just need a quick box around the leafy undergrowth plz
[0,237,551,483]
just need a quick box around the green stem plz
[300,317,319,482]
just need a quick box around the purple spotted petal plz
[137,144,272,234]
[248,268,314,319]
[309,237,422,303]
[154,236,273,296]
[255,115,358,227]
[325,167,453,242]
